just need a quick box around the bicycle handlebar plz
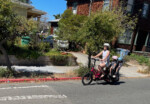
[91,58,100,61]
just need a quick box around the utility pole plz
[88,0,93,68]
[89,0,93,16]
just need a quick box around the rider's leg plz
[115,63,122,75]
[98,63,106,77]
[109,67,112,76]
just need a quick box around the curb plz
[0,76,149,83]
[0,77,82,83]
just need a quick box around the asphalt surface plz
[0,78,150,104]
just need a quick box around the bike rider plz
[94,43,110,79]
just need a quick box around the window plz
[127,0,134,13]
[118,30,133,44]
[72,2,78,14]
[142,3,149,18]
[103,0,110,11]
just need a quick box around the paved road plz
[0,78,150,104]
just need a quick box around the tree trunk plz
[88,50,92,68]
[0,44,12,71]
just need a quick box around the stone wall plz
[0,55,77,66]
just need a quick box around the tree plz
[53,14,61,19]
[57,9,87,44]
[78,8,137,68]
[0,0,38,71]
[57,7,137,68]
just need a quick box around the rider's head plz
[104,43,110,50]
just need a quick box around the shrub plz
[49,55,69,65]
[16,47,42,59]
[45,49,75,66]
[0,68,13,78]
[37,42,50,52]
[6,45,42,60]
[75,66,90,77]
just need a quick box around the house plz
[66,0,119,15]
[117,0,150,53]
[65,0,150,53]
[49,19,60,35]
[12,0,46,21]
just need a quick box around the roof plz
[28,9,47,15]
[12,0,34,9]
[49,19,60,23]
[12,0,47,17]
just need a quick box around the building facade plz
[12,0,46,20]
[66,0,150,52]
[67,0,119,15]
[49,19,60,35]
[117,0,150,52]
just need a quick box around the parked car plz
[50,35,69,50]
[43,36,54,48]
[57,40,69,50]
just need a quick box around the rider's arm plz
[102,51,110,61]
[94,51,103,58]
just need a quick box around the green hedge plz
[45,49,75,66]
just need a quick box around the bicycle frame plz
[90,58,102,79]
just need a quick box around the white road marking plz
[0,95,67,101]
[0,85,49,90]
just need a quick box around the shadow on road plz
[88,81,126,86]
[13,71,54,78]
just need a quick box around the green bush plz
[45,49,73,66]
[0,68,13,78]
[49,55,69,65]
[16,46,42,59]
[36,42,50,52]
[110,49,118,56]
[75,66,90,77]
[6,44,42,59]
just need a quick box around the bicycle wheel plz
[82,73,93,85]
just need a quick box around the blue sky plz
[31,0,67,21]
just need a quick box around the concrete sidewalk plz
[1,66,79,74]
[71,52,148,78]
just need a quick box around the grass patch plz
[0,68,14,78]
[125,54,150,65]
[75,66,90,77]
[125,54,150,74]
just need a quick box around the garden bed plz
[0,51,78,66]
